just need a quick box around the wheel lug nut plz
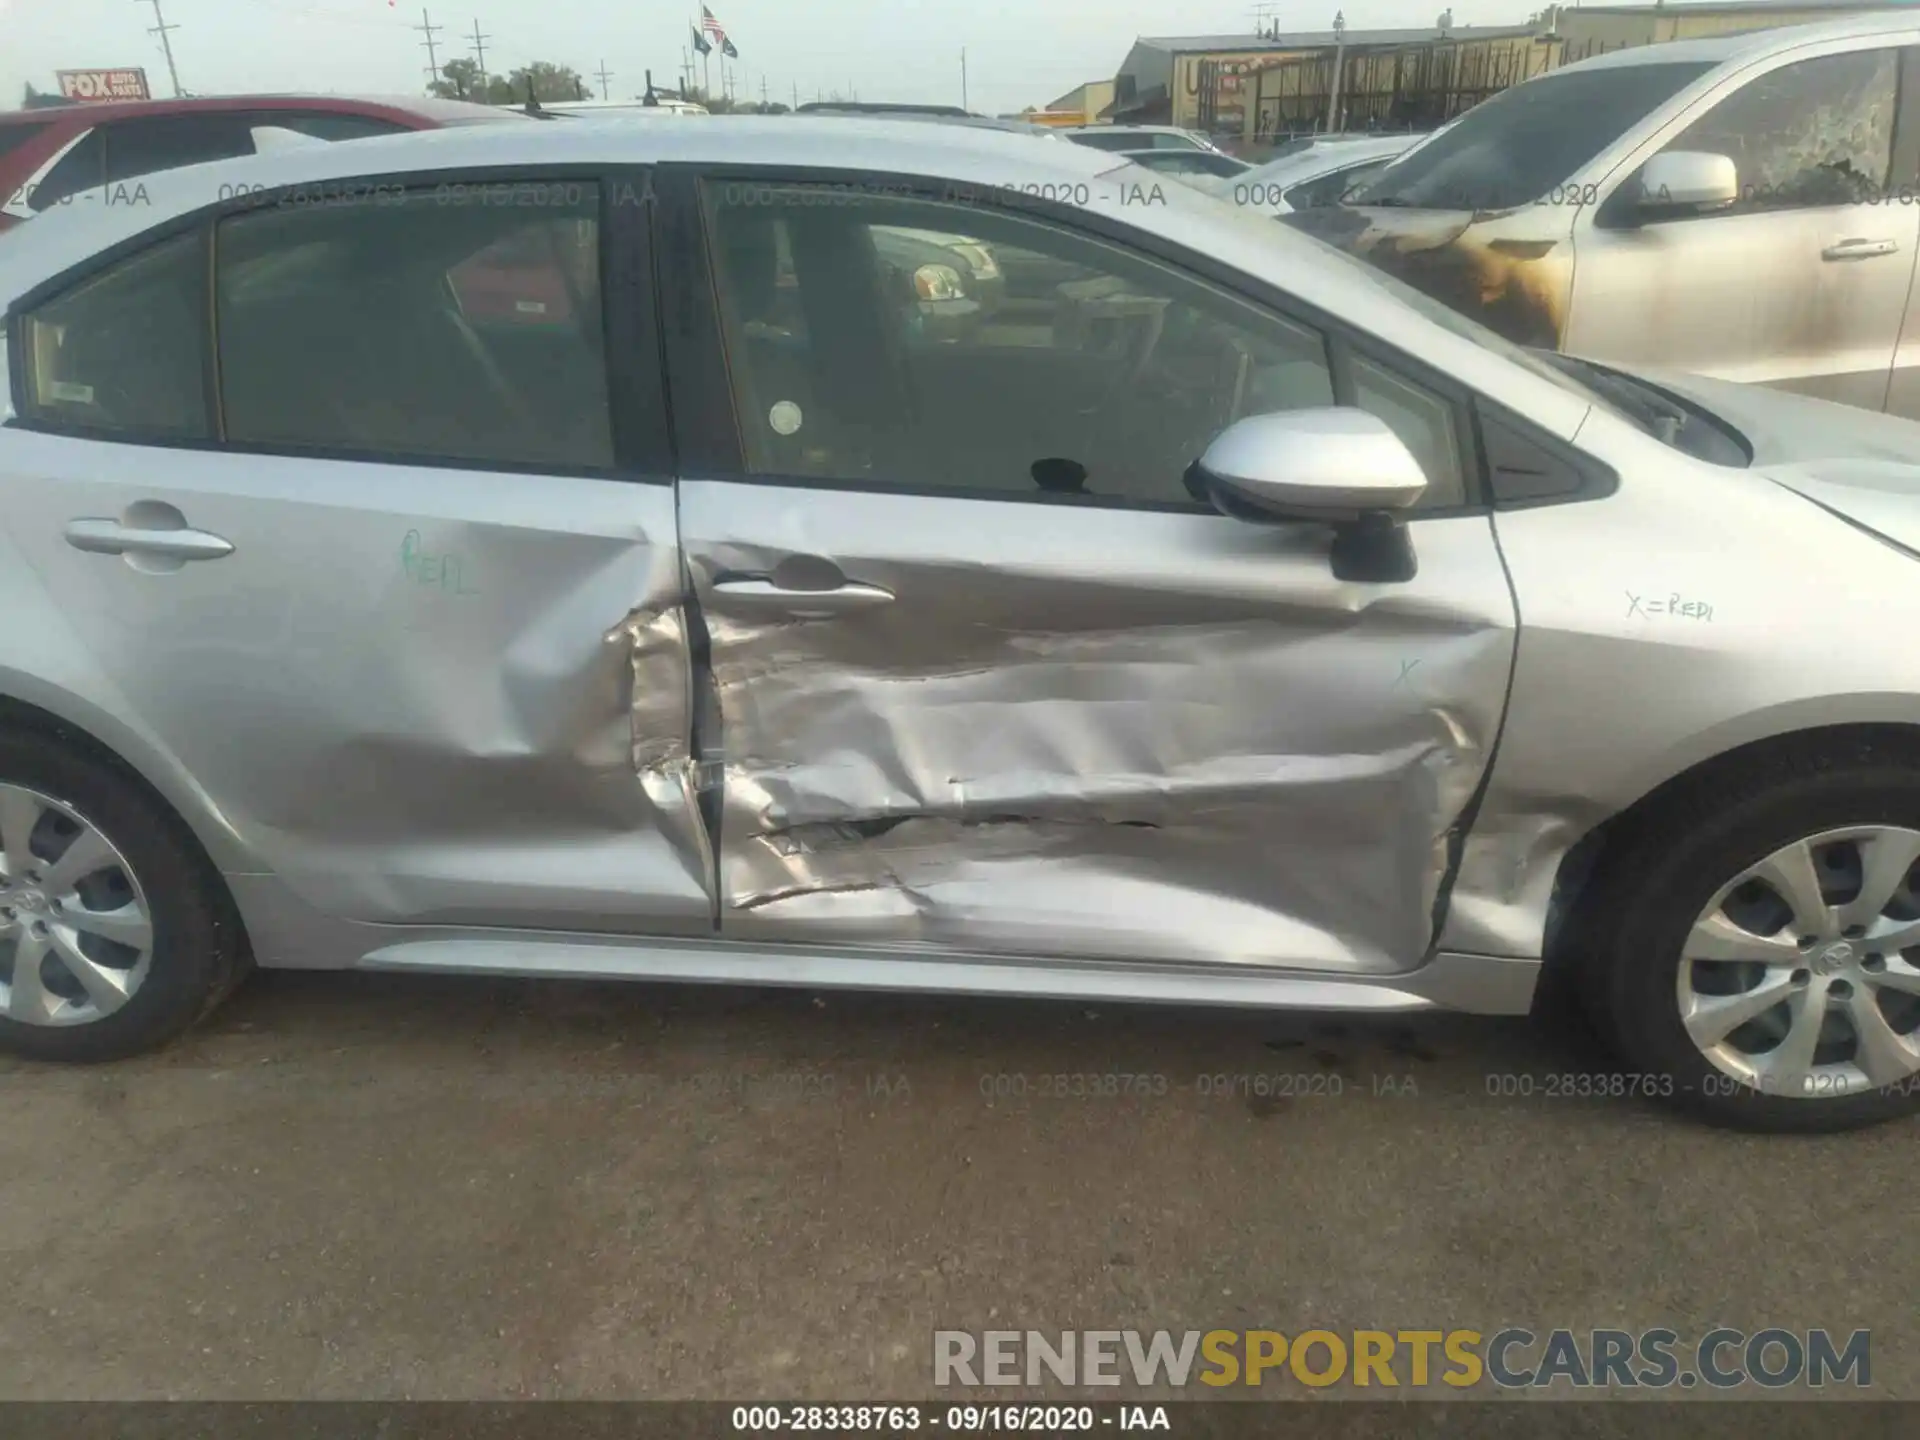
[1844,925,1868,939]
[1791,968,1812,986]
[1797,936,1818,951]
[1831,979,1854,1000]
[1864,954,1887,973]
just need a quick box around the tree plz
[498,62,589,105]
[429,58,483,100]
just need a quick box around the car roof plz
[0,93,512,127]
[1550,12,1920,74]
[0,116,1592,439]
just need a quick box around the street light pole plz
[1325,10,1347,134]
[961,47,968,111]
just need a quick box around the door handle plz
[64,519,235,562]
[1822,237,1900,261]
[711,577,895,616]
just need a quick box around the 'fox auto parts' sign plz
[56,69,153,102]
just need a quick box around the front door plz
[3,171,713,932]
[665,174,1517,976]
[1570,45,1920,412]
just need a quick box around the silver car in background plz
[1287,14,1920,418]
[4,119,1920,1132]
[1231,134,1424,215]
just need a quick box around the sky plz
[0,0,1548,117]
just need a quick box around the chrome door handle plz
[1822,237,1900,261]
[711,577,895,616]
[63,519,235,561]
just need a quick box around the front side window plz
[1351,61,1715,211]
[215,183,612,470]
[1653,50,1899,214]
[20,230,210,438]
[702,183,1466,507]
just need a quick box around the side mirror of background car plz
[1633,151,1739,221]
[1189,408,1426,583]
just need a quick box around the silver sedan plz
[2,119,1918,1131]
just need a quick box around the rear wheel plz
[1581,743,1920,1132]
[0,728,247,1062]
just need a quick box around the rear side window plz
[30,130,106,211]
[105,115,258,185]
[215,184,613,470]
[19,231,211,438]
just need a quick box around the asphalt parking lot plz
[2,968,1915,1402]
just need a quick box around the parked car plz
[1062,124,1222,154]
[1111,147,1250,197]
[7,121,1920,1132]
[0,94,520,235]
[1231,134,1425,215]
[1285,15,1920,419]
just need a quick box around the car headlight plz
[914,263,967,302]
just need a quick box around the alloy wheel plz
[1678,826,1920,1098]
[0,783,155,1027]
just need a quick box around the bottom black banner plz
[0,1403,1911,1440]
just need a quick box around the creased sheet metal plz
[682,483,1517,975]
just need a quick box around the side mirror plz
[1191,408,1427,583]
[1634,151,1739,220]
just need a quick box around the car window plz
[20,231,210,438]
[701,182,1465,508]
[1285,159,1391,210]
[1352,61,1715,210]
[29,129,106,211]
[216,184,612,470]
[105,115,260,184]
[1653,50,1898,214]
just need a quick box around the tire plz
[1578,736,1920,1133]
[0,726,250,1062]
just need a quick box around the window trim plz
[6,163,671,483]
[657,161,1490,519]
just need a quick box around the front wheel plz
[1581,744,1920,1133]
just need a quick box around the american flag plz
[700,6,740,57]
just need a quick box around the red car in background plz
[0,93,518,233]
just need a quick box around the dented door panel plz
[680,481,1517,975]
[2,433,714,931]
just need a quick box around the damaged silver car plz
[3,118,1920,1132]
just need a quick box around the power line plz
[595,60,614,100]
[417,8,444,88]
[469,18,491,92]
[138,0,184,98]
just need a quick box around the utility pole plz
[960,47,968,111]
[792,80,799,110]
[416,8,443,90]
[469,18,492,95]
[760,75,769,108]
[595,60,614,100]
[139,0,184,98]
